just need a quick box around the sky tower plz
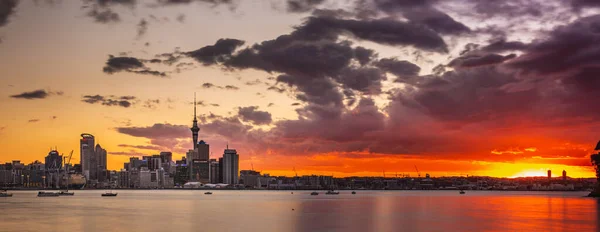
[191,93,200,150]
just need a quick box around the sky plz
[1,0,600,178]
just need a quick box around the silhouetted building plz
[95,144,107,180]
[218,157,224,183]
[209,159,220,184]
[548,170,551,181]
[197,140,209,161]
[190,160,209,183]
[174,163,189,186]
[80,133,95,180]
[44,150,62,170]
[222,147,239,185]
[563,170,567,181]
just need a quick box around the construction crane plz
[63,150,73,191]
[414,165,421,178]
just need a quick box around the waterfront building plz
[190,160,210,183]
[95,144,107,178]
[174,163,189,186]
[218,157,223,183]
[209,159,220,184]
[222,147,239,185]
[80,133,95,180]
[118,170,130,188]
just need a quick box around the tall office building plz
[222,147,239,185]
[197,140,209,161]
[80,133,95,180]
[547,170,551,181]
[562,170,567,181]
[209,159,220,184]
[95,144,107,176]
[191,93,200,150]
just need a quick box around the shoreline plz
[3,188,592,192]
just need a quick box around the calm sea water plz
[0,190,597,232]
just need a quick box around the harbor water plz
[0,190,597,232]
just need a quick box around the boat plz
[351,191,356,195]
[204,192,213,195]
[325,190,340,195]
[459,190,466,194]
[310,192,319,195]
[0,190,12,197]
[38,191,60,197]
[101,191,118,197]
[58,190,74,196]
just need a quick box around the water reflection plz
[0,191,597,232]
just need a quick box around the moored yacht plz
[38,191,60,197]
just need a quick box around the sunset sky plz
[1,0,600,178]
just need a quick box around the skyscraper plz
[197,140,209,161]
[562,170,567,181]
[222,147,239,185]
[80,133,95,180]
[95,144,107,177]
[191,93,200,150]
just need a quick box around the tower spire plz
[191,93,200,150]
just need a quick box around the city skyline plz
[2,0,600,178]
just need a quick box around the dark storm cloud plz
[87,7,120,23]
[360,0,470,35]
[480,39,529,53]
[466,0,544,17]
[237,106,273,125]
[116,123,189,138]
[186,38,245,65]
[353,46,376,66]
[103,55,166,77]
[287,0,325,13]
[449,53,516,68]
[10,89,49,99]
[337,67,386,94]
[82,95,136,108]
[570,0,600,11]
[0,0,18,27]
[392,66,537,123]
[509,15,600,75]
[374,58,421,79]
[294,16,449,52]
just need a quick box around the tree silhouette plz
[590,140,600,197]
